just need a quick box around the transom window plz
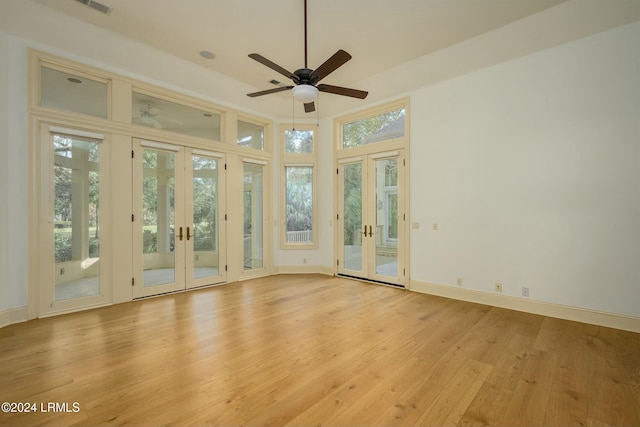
[342,108,405,149]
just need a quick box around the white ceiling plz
[6,0,640,117]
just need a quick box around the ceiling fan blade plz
[247,86,294,97]
[310,50,352,83]
[248,54,300,83]
[304,102,315,113]
[317,84,368,99]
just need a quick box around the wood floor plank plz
[1,274,638,426]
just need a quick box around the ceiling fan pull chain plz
[292,94,296,131]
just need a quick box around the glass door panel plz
[340,162,365,274]
[187,151,225,288]
[53,135,101,301]
[243,163,264,270]
[373,158,398,280]
[133,142,185,298]
[142,148,177,287]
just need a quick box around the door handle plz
[363,224,367,236]
[186,226,192,241]
[368,225,373,237]
[178,226,183,241]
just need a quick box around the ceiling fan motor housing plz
[294,68,317,85]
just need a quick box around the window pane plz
[342,108,405,148]
[53,135,101,301]
[192,155,219,279]
[142,149,176,287]
[343,163,362,271]
[285,129,313,153]
[285,167,313,244]
[375,158,398,277]
[41,66,108,118]
[238,120,265,150]
[132,92,221,141]
[244,163,264,269]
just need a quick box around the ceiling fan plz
[247,0,368,113]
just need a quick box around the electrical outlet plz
[457,277,463,286]
[522,287,529,297]
[495,283,503,292]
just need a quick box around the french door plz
[132,140,226,298]
[337,150,405,286]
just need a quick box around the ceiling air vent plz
[74,0,112,15]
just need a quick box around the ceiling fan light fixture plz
[292,84,318,103]
[140,111,155,124]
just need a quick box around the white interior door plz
[337,150,404,286]
[133,140,225,298]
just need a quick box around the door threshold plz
[337,274,405,289]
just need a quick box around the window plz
[132,91,221,141]
[238,120,265,150]
[342,107,405,149]
[41,65,109,118]
[281,125,317,248]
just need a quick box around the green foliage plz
[343,164,362,245]
[285,129,313,153]
[342,108,405,148]
[55,232,72,263]
[285,167,312,232]
[143,229,157,254]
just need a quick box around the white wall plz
[410,22,640,317]
[0,29,8,314]
[0,31,28,316]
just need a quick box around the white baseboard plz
[0,306,28,329]
[410,279,640,333]
[273,265,334,275]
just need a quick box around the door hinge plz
[225,265,228,272]
[403,268,406,276]
[337,259,340,266]
[337,213,339,220]
[131,214,135,222]
[403,213,406,221]
[336,168,339,175]
[224,163,227,170]
[403,159,405,166]
[131,150,134,158]
[132,277,135,286]
[225,214,227,220]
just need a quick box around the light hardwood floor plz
[1,274,639,426]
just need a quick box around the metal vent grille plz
[74,0,112,15]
